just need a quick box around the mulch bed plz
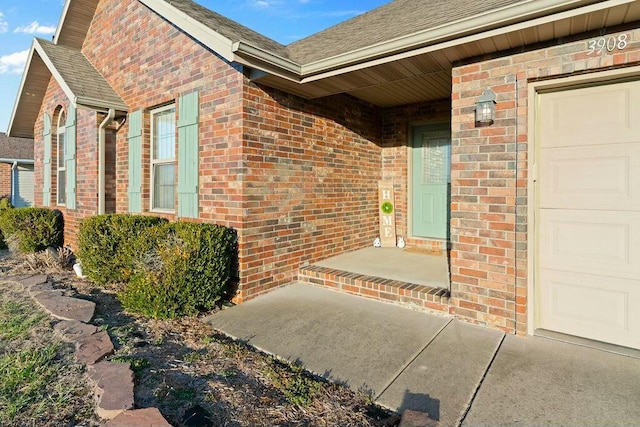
[0,249,399,427]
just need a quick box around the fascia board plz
[52,0,71,45]
[76,96,128,112]
[7,42,40,137]
[138,0,235,62]
[299,0,635,82]
[233,41,301,75]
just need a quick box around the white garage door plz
[536,79,640,350]
[13,165,34,208]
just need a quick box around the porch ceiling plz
[250,0,640,107]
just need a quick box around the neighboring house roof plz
[8,0,640,137]
[0,132,34,163]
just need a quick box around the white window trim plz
[56,110,66,206]
[150,104,176,213]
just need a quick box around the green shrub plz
[0,208,63,253]
[0,197,13,249]
[0,197,12,211]
[118,221,236,319]
[76,214,168,286]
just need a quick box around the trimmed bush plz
[76,214,168,286]
[0,197,12,250]
[118,221,236,319]
[0,197,12,211]
[0,208,63,253]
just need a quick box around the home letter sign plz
[378,181,396,247]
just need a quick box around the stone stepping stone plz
[28,281,54,296]
[34,291,95,322]
[54,320,99,343]
[76,330,114,365]
[103,408,172,427]
[17,274,48,288]
[0,274,31,283]
[87,362,134,420]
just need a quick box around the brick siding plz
[0,163,11,198]
[451,27,640,334]
[29,0,640,334]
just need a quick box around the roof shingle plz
[36,38,127,109]
[164,0,291,59]
[286,0,523,64]
[0,133,34,161]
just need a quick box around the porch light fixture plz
[475,88,496,127]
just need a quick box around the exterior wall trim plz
[526,64,640,335]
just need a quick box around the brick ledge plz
[298,265,450,313]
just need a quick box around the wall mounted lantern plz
[475,88,496,127]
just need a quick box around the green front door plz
[411,124,451,239]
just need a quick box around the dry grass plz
[0,280,98,427]
[0,250,398,427]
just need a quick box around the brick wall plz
[238,85,383,300]
[79,0,385,302]
[450,27,640,334]
[83,0,245,231]
[34,78,102,248]
[0,163,11,198]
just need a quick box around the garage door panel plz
[536,79,640,350]
[539,210,640,280]
[540,81,640,148]
[538,269,639,349]
[540,143,640,210]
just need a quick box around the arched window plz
[57,110,66,205]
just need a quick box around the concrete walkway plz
[204,282,640,427]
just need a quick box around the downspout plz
[11,161,17,206]
[98,109,115,215]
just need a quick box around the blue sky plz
[0,0,389,133]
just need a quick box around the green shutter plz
[177,91,199,218]
[65,104,77,209]
[128,110,143,213]
[42,113,51,207]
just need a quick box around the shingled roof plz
[164,0,290,59]
[287,0,522,64]
[157,0,524,65]
[0,133,34,161]
[9,0,638,136]
[36,39,127,111]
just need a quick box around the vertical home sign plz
[378,181,396,247]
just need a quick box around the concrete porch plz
[298,247,451,312]
[204,283,640,426]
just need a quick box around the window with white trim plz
[151,104,176,211]
[56,110,66,205]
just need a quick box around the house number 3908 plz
[587,34,628,55]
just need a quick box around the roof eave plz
[233,41,302,81]
[7,42,39,138]
[52,0,71,45]
[0,158,34,164]
[76,96,128,113]
[298,0,635,79]
[232,0,633,85]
